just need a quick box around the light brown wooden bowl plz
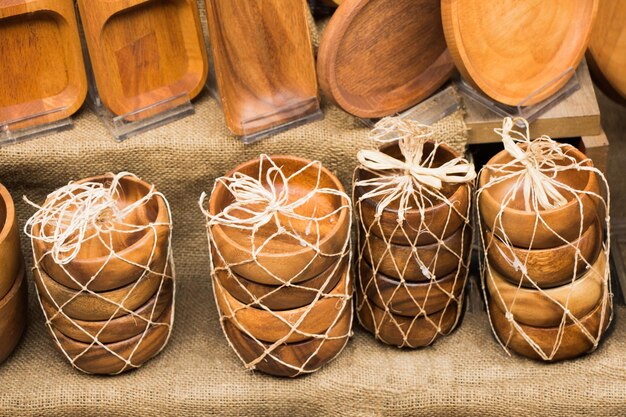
[33,174,170,292]
[359,258,466,317]
[0,183,22,301]
[41,277,173,344]
[222,302,352,378]
[213,244,347,311]
[478,145,601,249]
[357,286,460,348]
[489,294,611,362]
[0,262,27,365]
[485,220,602,288]
[355,141,471,246]
[361,223,471,282]
[49,301,173,375]
[209,155,350,285]
[215,264,351,344]
[35,256,170,321]
[486,250,606,328]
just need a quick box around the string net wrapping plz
[478,118,613,362]
[200,155,353,377]
[25,172,176,375]
[353,117,476,348]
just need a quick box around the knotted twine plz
[200,155,353,376]
[25,172,175,375]
[478,117,612,361]
[354,117,476,348]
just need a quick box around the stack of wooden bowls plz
[31,174,174,374]
[479,145,611,361]
[355,142,472,348]
[0,183,27,365]
[208,156,352,377]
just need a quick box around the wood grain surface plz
[0,183,22,300]
[0,262,27,365]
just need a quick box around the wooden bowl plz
[40,277,173,344]
[209,156,350,285]
[49,301,173,374]
[478,145,601,249]
[441,0,598,106]
[0,262,27,365]
[357,287,460,348]
[359,258,466,317]
[0,183,22,301]
[34,256,170,321]
[485,220,602,288]
[489,294,611,362]
[221,302,352,377]
[213,244,347,311]
[33,174,171,292]
[361,223,471,282]
[486,249,606,328]
[355,141,471,246]
[215,264,351,344]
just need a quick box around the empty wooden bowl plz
[0,262,27,365]
[221,303,352,378]
[33,174,171,292]
[0,183,22,300]
[485,220,602,288]
[486,249,606,328]
[478,145,601,249]
[213,244,347,311]
[49,302,173,374]
[40,277,173,344]
[359,258,466,317]
[356,141,471,246]
[215,265,351,344]
[489,294,611,362]
[209,156,350,285]
[361,223,471,282]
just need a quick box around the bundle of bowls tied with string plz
[354,118,476,348]
[478,118,612,362]
[200,155,352,377]
[25,172,175,375]
[0,183,27,365]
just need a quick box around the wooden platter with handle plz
[0,0,87,130]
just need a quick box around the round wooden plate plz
[442,0,598,106]
[317,0,455,118]
[0,262,27,365]
[0,183,22,300]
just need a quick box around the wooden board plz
[318,0,454,118]
[77,0,208,117]
[0,0,87,130]
[205,0,320,137]
[466,60,602,144]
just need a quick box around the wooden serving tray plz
[77,0,208,117]
[0,0,87,130]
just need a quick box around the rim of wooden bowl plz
[0,183,15,246]
[0,183,20,300]
[485,219,602,288]
[33,174,170,291]
[35,256,170,321]
[0,261,27,365]
[488,292,611,362]
[361,222,471,282]
[486,249,606,328]
[359,257,467,317]
[40,277,174,344]
[49,300,173,374]
[214,264,351,344]
[221,302,352,377]
[213,244,348,311]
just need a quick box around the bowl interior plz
[0,190,7,239]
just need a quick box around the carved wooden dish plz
[442,0,598,106]
[0,263,27,365]
[77,0,208,117]
[209,156,350,285]
[33,174,170,292]
[0,183,22,300]
[479,145,601,249]
[0,0,87,130]
[356,141,471,246]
